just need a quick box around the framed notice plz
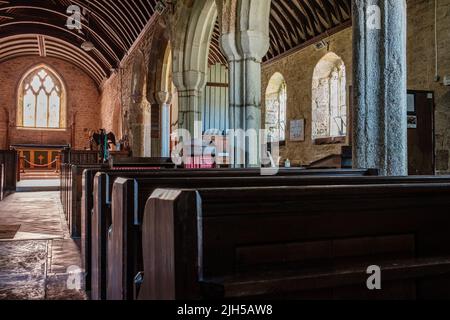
[407,93,416,114]
[290,119,305,142]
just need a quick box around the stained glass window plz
[19,67,63,129]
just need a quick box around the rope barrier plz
[23,159,58,167]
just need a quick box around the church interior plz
[0,0,450,301]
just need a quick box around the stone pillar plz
[128,105,145,157]
[172,70,205,141]
[157,91,172,158]
[217,0,271,167]
[352,0,408,176]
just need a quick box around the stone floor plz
[16,179,60,192]
[0,192,86,300]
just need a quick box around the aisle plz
[0,192,86,300]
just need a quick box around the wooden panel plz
[408,90,435,175]
[91,173,109,300]
[107,178,138,300]
[203,64,229,133]
[81,169,96,291]
[0,150,17,198]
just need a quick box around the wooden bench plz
[110,157,176,169]
[0,150,17,200]
[60,164,107,237]
[138,182,450,300]
[61,149,99,165]
[62,156,177,237]
[86,168,377,300]
[106,174,450,300]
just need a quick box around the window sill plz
[15,126,68,132]
[266,141,286,147]
[313,136,346,145]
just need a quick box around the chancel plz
[0,0,450,301]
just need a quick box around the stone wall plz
[262,0,450,169]
[100,72,122,138]
[99,18,167,156]
[262,28,353,166]
[407,0,450,173]
[0,56,100,150]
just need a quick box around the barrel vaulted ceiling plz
[0,0,352,86]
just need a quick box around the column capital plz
[172,70,206,93]
[216,0,271,61]
[156,91,172,105]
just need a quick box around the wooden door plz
[407,90,435,175]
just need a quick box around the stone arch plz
[145,22,171,156]
[311,52,347,141]
[170,0,219,137]
[130,50,146,105]
[216,0,272,167]
[127,50,147,156]
[160,43,178,158]
[171,0,217,91]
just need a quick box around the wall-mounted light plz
[80,5,94,52]
[81,40,95,52]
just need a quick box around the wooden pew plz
[85,168,179,298]
[107,174,450,300]
[69,164,107,238]
[61,149,99,165]
[139,182,450,300]
[60,164,107,237]
[0,150,18,199]
[110,157,176,169]
[87,168,377,300]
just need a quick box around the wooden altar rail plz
[19,156,61,173]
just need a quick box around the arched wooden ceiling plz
[266,0,352,61]
[0,0,159,85]
[0,0,352,84]
[208,0,352,66]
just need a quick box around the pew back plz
[140,182,450,300]
[110,157,176,169]
[61,150,99,165]
[86,168,376,300]
[108,175,450,300]
[60,164,107,237]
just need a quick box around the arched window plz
[265,73,287,143]
[17,65,66,129]
[312,52,347,141]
